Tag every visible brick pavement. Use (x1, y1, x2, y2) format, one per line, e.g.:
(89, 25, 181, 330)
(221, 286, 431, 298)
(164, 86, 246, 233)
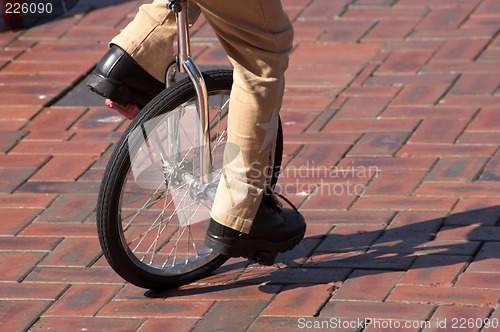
(1, 0, 500, 331)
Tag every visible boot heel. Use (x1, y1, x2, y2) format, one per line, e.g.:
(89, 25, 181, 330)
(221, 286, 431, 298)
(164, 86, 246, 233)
(251, 251, 277, 266)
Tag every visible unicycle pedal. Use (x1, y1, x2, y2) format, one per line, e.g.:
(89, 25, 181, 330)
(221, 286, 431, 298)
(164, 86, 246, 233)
(105, 99, 141, 120)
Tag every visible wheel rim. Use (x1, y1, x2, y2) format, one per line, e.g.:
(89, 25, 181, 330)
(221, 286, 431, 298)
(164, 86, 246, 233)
(118, 90, 230, 276)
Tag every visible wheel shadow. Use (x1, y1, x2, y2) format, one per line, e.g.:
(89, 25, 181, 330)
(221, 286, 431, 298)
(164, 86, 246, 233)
(144, 205, 500, 298)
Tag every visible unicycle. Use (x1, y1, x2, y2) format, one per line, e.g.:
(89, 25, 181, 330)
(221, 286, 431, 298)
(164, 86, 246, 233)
(95, 0, 283, 289)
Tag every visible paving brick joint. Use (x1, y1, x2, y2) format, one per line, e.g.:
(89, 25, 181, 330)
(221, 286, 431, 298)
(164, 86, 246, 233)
(1, 0, 500, 331)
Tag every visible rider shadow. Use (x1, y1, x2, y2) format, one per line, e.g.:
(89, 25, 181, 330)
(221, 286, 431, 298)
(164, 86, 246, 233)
(145, 205, 500, 298)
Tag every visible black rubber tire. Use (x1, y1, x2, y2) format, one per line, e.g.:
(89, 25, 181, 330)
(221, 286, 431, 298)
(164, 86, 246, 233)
(96, 69, 284, 289)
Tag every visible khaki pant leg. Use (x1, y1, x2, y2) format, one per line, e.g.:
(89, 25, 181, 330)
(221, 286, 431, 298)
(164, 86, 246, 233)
(192, 0, 294, 233)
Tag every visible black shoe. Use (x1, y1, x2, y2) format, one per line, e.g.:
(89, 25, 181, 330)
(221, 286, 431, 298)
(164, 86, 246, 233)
(205, 194, 306, 265)
(86, 45, 165, 109)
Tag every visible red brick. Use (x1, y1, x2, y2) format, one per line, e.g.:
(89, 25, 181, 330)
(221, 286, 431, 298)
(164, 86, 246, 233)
(0, 154, 48, 168)
(0, 209, 42, 235)
(20, 222, 97, 237)
(0, 130, 28, 153)
(437, 225, 500, 241)
(440, 95, 500, 107)
(3, 61, 93, 74)
(0, 72, 79, 86)
(0, 168, 37, 193)
(0, 282, 65, 299)
(281, 95, 333, 110)
(398, 144, 497, 157)
(398, 255, 467, 287)
(0, 107, 41, 120)
(425, 157, 488, 182)
(44, 284, 121, 316)
(290, 43, 382, 66)
(261, 284, 331, 316)
(300, 183, 358, 209)
(410, 118, 469, 143)
(10, 139, 110, 156)
(143, 283, 279, 301)
(342, 86, 401, 97)
(423, 305, 491, 332)
(347, 132, 410, 157)
(0, 300, 51, 332)
(354, 196, 457, 211)
(365, 19, 420, 41)
(319, 20, 374, 43)
(455, 272, 500, 289)
(300, 0, 350, 19)
(238, 265, 349, 285)
(25, 267, 124, 284)
(301, 210, 394, 226)
(18, 181, 101, 195)
(286, 67, 354, 87)
(24, 107, 87, 132)
(393, 84, 450, 106)
(0, 252, 45, 281)
(434, 39, 490, 61)
(36, 195, 97, 223)
(466, 108, 500, 131)
(321, 301, 434, 320)
(364, 169, 426, 195)
(317, 225, 384, 253)
(323, 118, 419, 132)
(31, 155, 97, 182)
(335, 96, 391, 118)
(459, 132, 500, 145)
(30, 317, 143, 332)
(64, 26, 121, 41)
(446, 198, 500, 226)
(0, 236, 61, 251)
(0, 193, 56, 208)
(344, 7, 427, 19)
(287, 143, 351, 168)
(416, 240, 480, 256)
(466, 242, 500, 273)
(194, 300, 268, 331)
(138, 318, 198, 332)
(423, 61, 500, 74)
(304, 250, 414, 270)
(369, 76, 458, 92)
(378, 51, 433, 73)
(41, 238, 101, 267)
(372, 211, 446, 253)
(284, 132, 360, 145)
(98, 299, 213, 318)
(249, 317, 308, 331)
(338, 157, 436, 170)
(418, 6, 473, 30)
(450, 73, 500, 95)
(388, 285, 499, 306)
(333, 270, 403, 301)
(475, 0, 500, 16)
(416, 182, 500, 197)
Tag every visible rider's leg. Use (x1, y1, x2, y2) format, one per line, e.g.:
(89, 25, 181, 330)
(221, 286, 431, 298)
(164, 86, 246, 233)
(87, 1, 201, 109)
(193, 0, 305, 256)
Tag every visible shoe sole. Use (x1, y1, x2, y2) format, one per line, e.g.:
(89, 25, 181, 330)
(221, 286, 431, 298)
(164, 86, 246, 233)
(86, 73, 153, 109)
(205, 224, 306, 266)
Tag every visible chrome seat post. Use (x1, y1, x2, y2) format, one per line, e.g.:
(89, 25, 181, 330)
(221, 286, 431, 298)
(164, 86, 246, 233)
(167, 0, 213, 187)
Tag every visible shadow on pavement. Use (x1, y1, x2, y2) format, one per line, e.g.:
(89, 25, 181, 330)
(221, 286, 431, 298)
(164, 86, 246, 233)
(144, 205, 500, 297)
